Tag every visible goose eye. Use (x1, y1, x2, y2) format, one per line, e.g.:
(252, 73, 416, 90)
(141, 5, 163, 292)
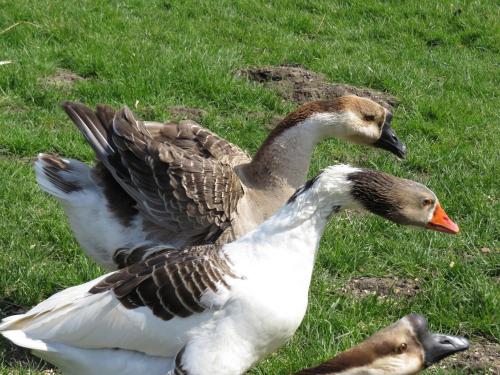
(363, 114, 375, 122)
(422, 198, 433, 207)
(397, 343, 408, 353)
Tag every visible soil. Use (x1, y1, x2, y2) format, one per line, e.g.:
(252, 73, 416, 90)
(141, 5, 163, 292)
(438, 338, 500, 373)
(341, 276, 420, 298)
(41, 68, 85, 87)
(236, 64, 398, 109)
(167, 106, 208, 122)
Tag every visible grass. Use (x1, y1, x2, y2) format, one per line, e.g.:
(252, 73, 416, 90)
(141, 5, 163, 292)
(0, 0, 498, 373)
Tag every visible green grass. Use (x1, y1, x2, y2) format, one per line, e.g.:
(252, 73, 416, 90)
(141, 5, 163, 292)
(0, 0, 498, 373)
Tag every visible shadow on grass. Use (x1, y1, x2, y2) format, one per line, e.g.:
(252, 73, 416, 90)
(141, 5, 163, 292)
(0, 298, 55, 372)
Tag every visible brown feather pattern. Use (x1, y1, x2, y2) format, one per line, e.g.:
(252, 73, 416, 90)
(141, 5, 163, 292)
(112, 242, 174, 268)
(89, 244, 239, 320)
(38, 154, 82, 194)
(292, 341, 394, 374)
(62, 102, 248, 246)
(173, 347, 189, 375)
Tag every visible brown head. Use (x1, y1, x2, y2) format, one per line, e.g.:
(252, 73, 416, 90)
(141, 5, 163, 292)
(294, 314, 469, 375)
(346, 169, 459, 233)
(266, 95, 406, 158)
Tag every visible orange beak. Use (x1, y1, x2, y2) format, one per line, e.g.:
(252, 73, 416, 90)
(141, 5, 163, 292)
(426, 203, 459, 234)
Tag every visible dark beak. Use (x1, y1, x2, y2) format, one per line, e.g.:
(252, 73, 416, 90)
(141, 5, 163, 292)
(422, 333, 470, 367)
(373, 122, 407, 159)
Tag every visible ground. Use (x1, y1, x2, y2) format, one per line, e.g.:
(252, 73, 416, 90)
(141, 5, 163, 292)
(0, 1, 498, 374)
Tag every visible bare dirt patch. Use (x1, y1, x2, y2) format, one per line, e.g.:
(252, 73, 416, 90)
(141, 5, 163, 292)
(340, 276, 420, 299)
(236, 65, 398, 109)
(41, 68, 85, 88)
(438, 338, 500, 373)
(0, 150, 34, 164)
(167, 106, 208, 122)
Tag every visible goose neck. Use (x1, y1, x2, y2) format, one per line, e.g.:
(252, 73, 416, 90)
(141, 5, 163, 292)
(241, 115, 340, 190)
(230, 177, 352, 262)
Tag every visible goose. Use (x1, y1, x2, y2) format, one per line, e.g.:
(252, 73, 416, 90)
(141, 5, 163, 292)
(293, 314, 469, 375)
(1, 165, 458, 375)
(35, 96, 407, 269)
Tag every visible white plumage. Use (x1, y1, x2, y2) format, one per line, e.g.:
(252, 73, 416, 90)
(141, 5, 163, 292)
(35, 97, 403, 270)
(2, 164, 458, 374)
(2, 165, 359, 375)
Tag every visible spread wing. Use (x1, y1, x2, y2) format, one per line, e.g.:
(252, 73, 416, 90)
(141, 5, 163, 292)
(90, 244, 239, 320)
(62, 102, 246, 243)
(143, 120, 251, 168)
(0, 244, 239, 360)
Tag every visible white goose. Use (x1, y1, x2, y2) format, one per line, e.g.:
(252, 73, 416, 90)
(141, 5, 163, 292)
(2, 165, 458, 375)
(35, 96, 406, 269)
(293, 314, 469, 375)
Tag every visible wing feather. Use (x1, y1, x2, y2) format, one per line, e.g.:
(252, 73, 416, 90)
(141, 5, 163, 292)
(0, 244, 237, 358)
(90, 244, 238, 321)
(62, 102, 247, 246)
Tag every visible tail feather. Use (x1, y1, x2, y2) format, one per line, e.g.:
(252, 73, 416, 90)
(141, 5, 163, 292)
(0, 274, 110, 333)
(34, 153, 93, 200)
(1, 330, 172, 375)
(61, 101, 115, 161)
(1, 330, 50, 352)
(61, 102, 152, 187)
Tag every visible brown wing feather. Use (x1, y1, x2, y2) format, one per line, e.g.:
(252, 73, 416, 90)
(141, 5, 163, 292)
(110, 107, 245, 240)
(62, 102, 246, 245)
(143, 120, 251, 168)
(89, 244, 238, 321)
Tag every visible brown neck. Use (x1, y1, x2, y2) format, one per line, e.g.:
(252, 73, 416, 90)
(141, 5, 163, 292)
(237, 109, 343, 190)
(292, 336, 400, 375)
(238, 125, 318, 190)
(292, 347, 376, 374)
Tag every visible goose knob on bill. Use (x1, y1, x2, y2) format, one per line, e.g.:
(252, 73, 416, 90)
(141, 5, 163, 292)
(35, 96, 406, 270)
(293, 314, 469, 375)
(1, 165, 458, 375)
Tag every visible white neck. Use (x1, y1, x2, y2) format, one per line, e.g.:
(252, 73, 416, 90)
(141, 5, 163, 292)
(227, 165, 358, 271)
(240, 113, 351, 189)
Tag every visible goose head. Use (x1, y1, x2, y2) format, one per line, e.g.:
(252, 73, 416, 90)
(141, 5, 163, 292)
(295, 314, 469, 374)
(275, 95, 406, 158)
(346, 169, 460, 233)
(288, 165, 459, 234)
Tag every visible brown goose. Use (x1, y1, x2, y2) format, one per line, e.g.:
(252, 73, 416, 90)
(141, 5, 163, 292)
(293, 314, 469, 375)
(4, 165, 458, 375)
(35, 96, 406, 269)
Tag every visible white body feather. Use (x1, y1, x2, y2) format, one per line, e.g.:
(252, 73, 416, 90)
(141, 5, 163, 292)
(2, 165, 359, 375)
(34, 156, 151, 269)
